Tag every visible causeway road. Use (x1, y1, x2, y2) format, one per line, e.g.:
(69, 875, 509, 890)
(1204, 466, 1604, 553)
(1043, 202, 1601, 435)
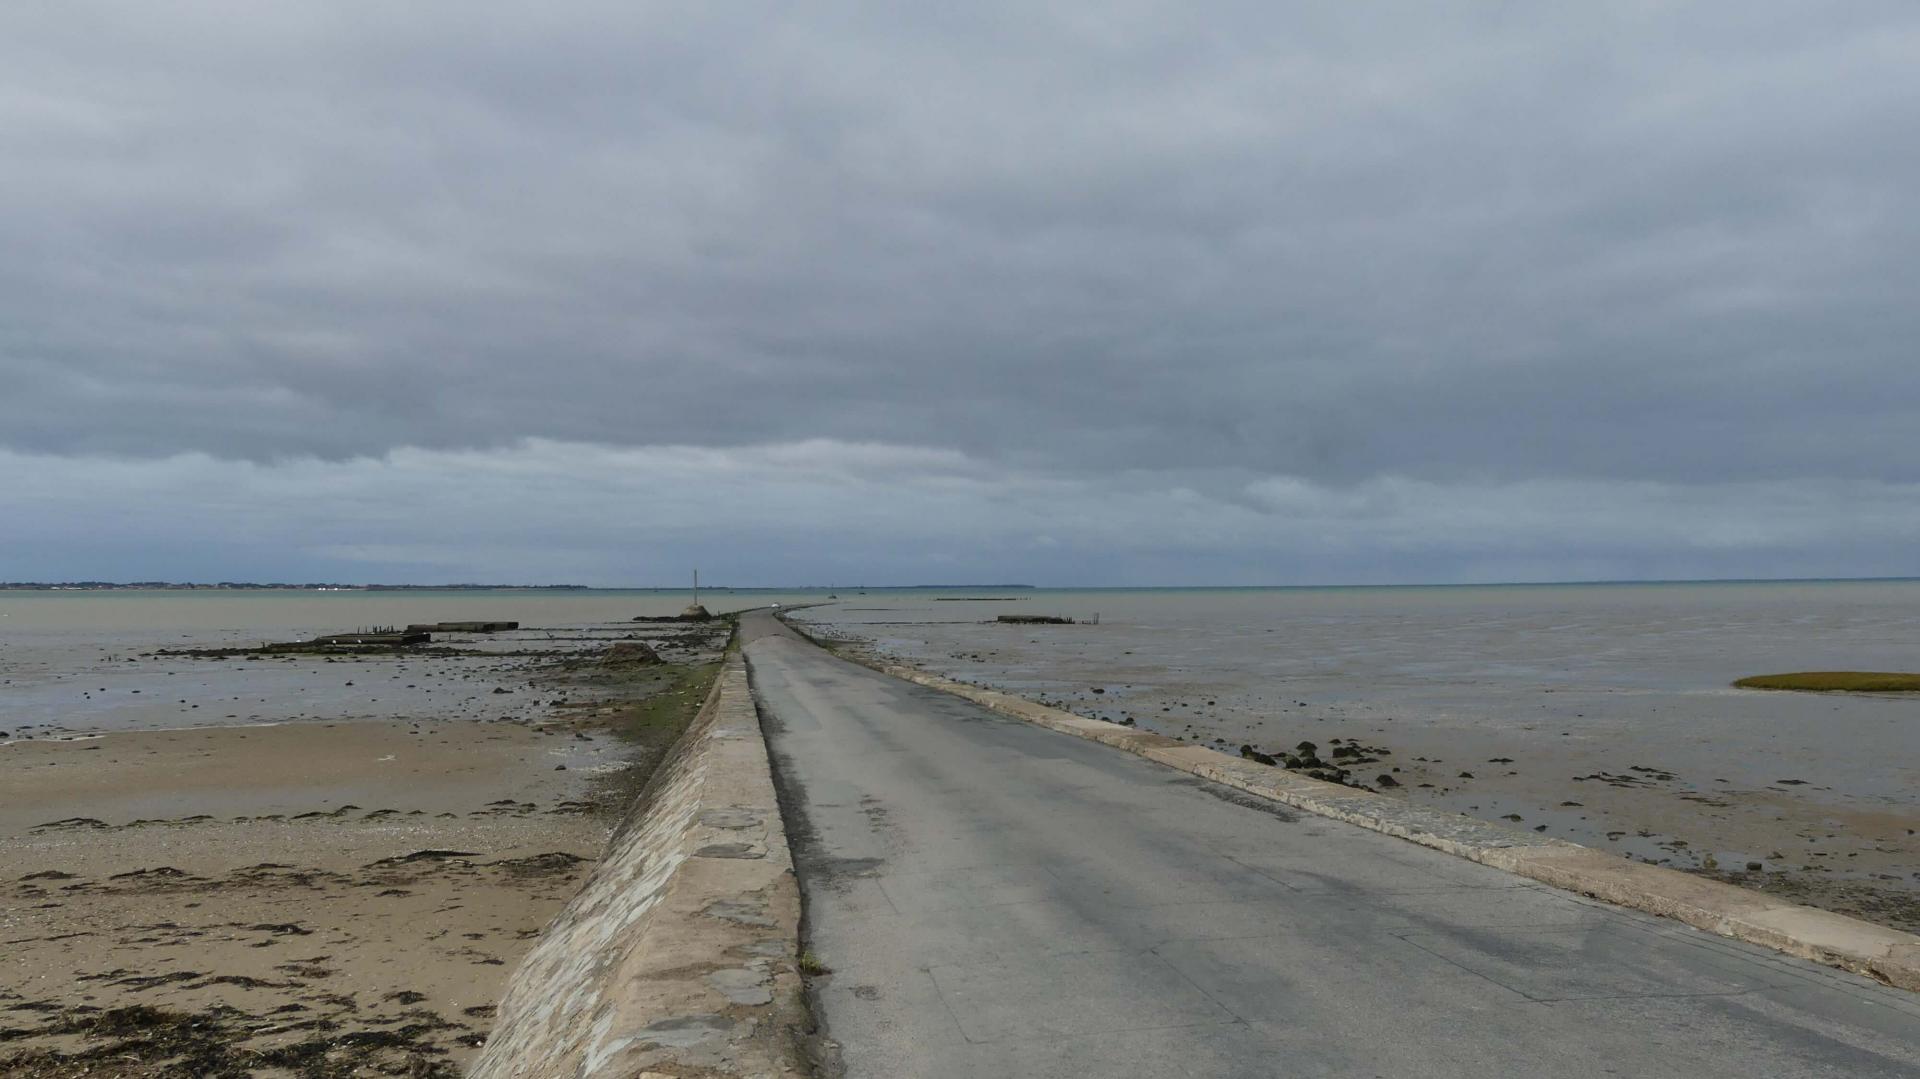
(739, 612, 1920, 1078)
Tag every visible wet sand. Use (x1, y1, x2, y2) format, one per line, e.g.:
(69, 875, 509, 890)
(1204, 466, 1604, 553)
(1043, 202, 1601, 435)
(0, 620, 728, 1077)
(1, 720, 599, 1076)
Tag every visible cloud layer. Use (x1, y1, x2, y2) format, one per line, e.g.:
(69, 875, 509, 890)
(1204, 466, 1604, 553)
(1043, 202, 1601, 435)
(3, 4, 1915, 582)
(5, 440, 1916, 586)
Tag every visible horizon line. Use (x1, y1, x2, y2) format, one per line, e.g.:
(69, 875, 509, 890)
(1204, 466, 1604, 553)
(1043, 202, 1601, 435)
(4, 574, 1916, 592)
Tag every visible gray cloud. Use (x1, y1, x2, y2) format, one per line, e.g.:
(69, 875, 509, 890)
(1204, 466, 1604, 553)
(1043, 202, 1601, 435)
(2, 3, 1916, 582)
(5, 441, 1917, 586)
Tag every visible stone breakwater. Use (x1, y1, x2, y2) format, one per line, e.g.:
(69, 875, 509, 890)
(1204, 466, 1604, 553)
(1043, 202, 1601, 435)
(470, 653, 807, 1078)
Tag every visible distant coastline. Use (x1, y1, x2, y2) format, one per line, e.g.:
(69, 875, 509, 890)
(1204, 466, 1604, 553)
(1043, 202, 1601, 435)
(1, 577, 1910, 593)
(0, 581, 592, 591)
(0, 581, 1041, 592)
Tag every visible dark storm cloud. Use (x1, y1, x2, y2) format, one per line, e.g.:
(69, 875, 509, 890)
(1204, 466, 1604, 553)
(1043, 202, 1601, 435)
(4, 2, 1916, 481)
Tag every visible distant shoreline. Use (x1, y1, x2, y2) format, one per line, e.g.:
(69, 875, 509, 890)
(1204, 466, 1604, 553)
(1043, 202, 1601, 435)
(2, 577, 1911, 593)
(0, 582, 593, 591)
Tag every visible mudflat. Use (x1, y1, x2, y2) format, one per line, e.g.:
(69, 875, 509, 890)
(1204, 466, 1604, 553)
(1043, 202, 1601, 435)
(796, 583, 1920, 936)
(0, 619, 728, 1077)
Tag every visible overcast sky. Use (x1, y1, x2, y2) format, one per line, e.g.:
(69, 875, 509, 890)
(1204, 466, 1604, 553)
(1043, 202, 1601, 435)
(3, 3, 1917, 586)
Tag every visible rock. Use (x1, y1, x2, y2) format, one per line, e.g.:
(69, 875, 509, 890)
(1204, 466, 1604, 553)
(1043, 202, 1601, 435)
(1375, 774, 1399, 788)
(1745, 861, 1763, 871)
(33, 817, 110, 831)
(601, 641, 664, 666)
(1457, 771, 1475, 779)
(368, 849, 479, 866)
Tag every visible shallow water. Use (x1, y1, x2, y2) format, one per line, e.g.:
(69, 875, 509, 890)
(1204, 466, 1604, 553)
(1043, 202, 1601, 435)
(796, 581, 1920, 883)
(800, 581, 1920, 799)
(0, 588, 812, 737)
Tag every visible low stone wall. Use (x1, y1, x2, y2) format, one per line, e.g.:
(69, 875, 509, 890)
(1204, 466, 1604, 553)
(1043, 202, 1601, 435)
(469, 654, 806, 1078)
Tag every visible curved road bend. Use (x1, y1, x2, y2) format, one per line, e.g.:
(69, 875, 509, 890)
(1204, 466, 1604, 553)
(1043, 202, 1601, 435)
(739, 612, 1920, 1078)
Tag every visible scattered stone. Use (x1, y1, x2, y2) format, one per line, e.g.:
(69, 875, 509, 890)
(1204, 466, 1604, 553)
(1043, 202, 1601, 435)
(248, 922, 313, 936)
(488, 852, 588, 877)
(366, 849, 479, 867)
(108, 866, 188, 880)
(33, 817, 110, 831)
(601, 641, 665, 667)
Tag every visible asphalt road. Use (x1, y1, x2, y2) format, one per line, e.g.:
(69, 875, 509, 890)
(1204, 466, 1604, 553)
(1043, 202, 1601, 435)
(740, 612, 1920, 1078)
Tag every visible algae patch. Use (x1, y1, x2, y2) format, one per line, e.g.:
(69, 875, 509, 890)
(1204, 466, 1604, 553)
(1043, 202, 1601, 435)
(1733, 671, 1920, 693)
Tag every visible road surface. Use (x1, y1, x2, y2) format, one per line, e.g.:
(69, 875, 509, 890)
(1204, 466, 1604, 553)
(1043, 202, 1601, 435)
(740, 612, 1920, 1078)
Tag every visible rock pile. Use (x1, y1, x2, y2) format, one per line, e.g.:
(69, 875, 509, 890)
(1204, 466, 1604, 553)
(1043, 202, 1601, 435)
(600, 641, 664, 667)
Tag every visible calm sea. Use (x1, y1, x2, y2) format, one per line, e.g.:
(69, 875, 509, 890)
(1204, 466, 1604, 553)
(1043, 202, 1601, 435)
(7, 581, 1918, 810)
(795, 580, 1920, 809)
(0, 588, 814, 738)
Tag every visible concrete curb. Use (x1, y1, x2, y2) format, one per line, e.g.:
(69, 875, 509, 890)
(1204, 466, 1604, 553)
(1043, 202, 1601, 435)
(821, 640, 1919, 993)
(470, 653, 808, 1078)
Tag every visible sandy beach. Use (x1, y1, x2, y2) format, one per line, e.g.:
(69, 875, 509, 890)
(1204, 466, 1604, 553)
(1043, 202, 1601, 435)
(0, 615, 728, 1077)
